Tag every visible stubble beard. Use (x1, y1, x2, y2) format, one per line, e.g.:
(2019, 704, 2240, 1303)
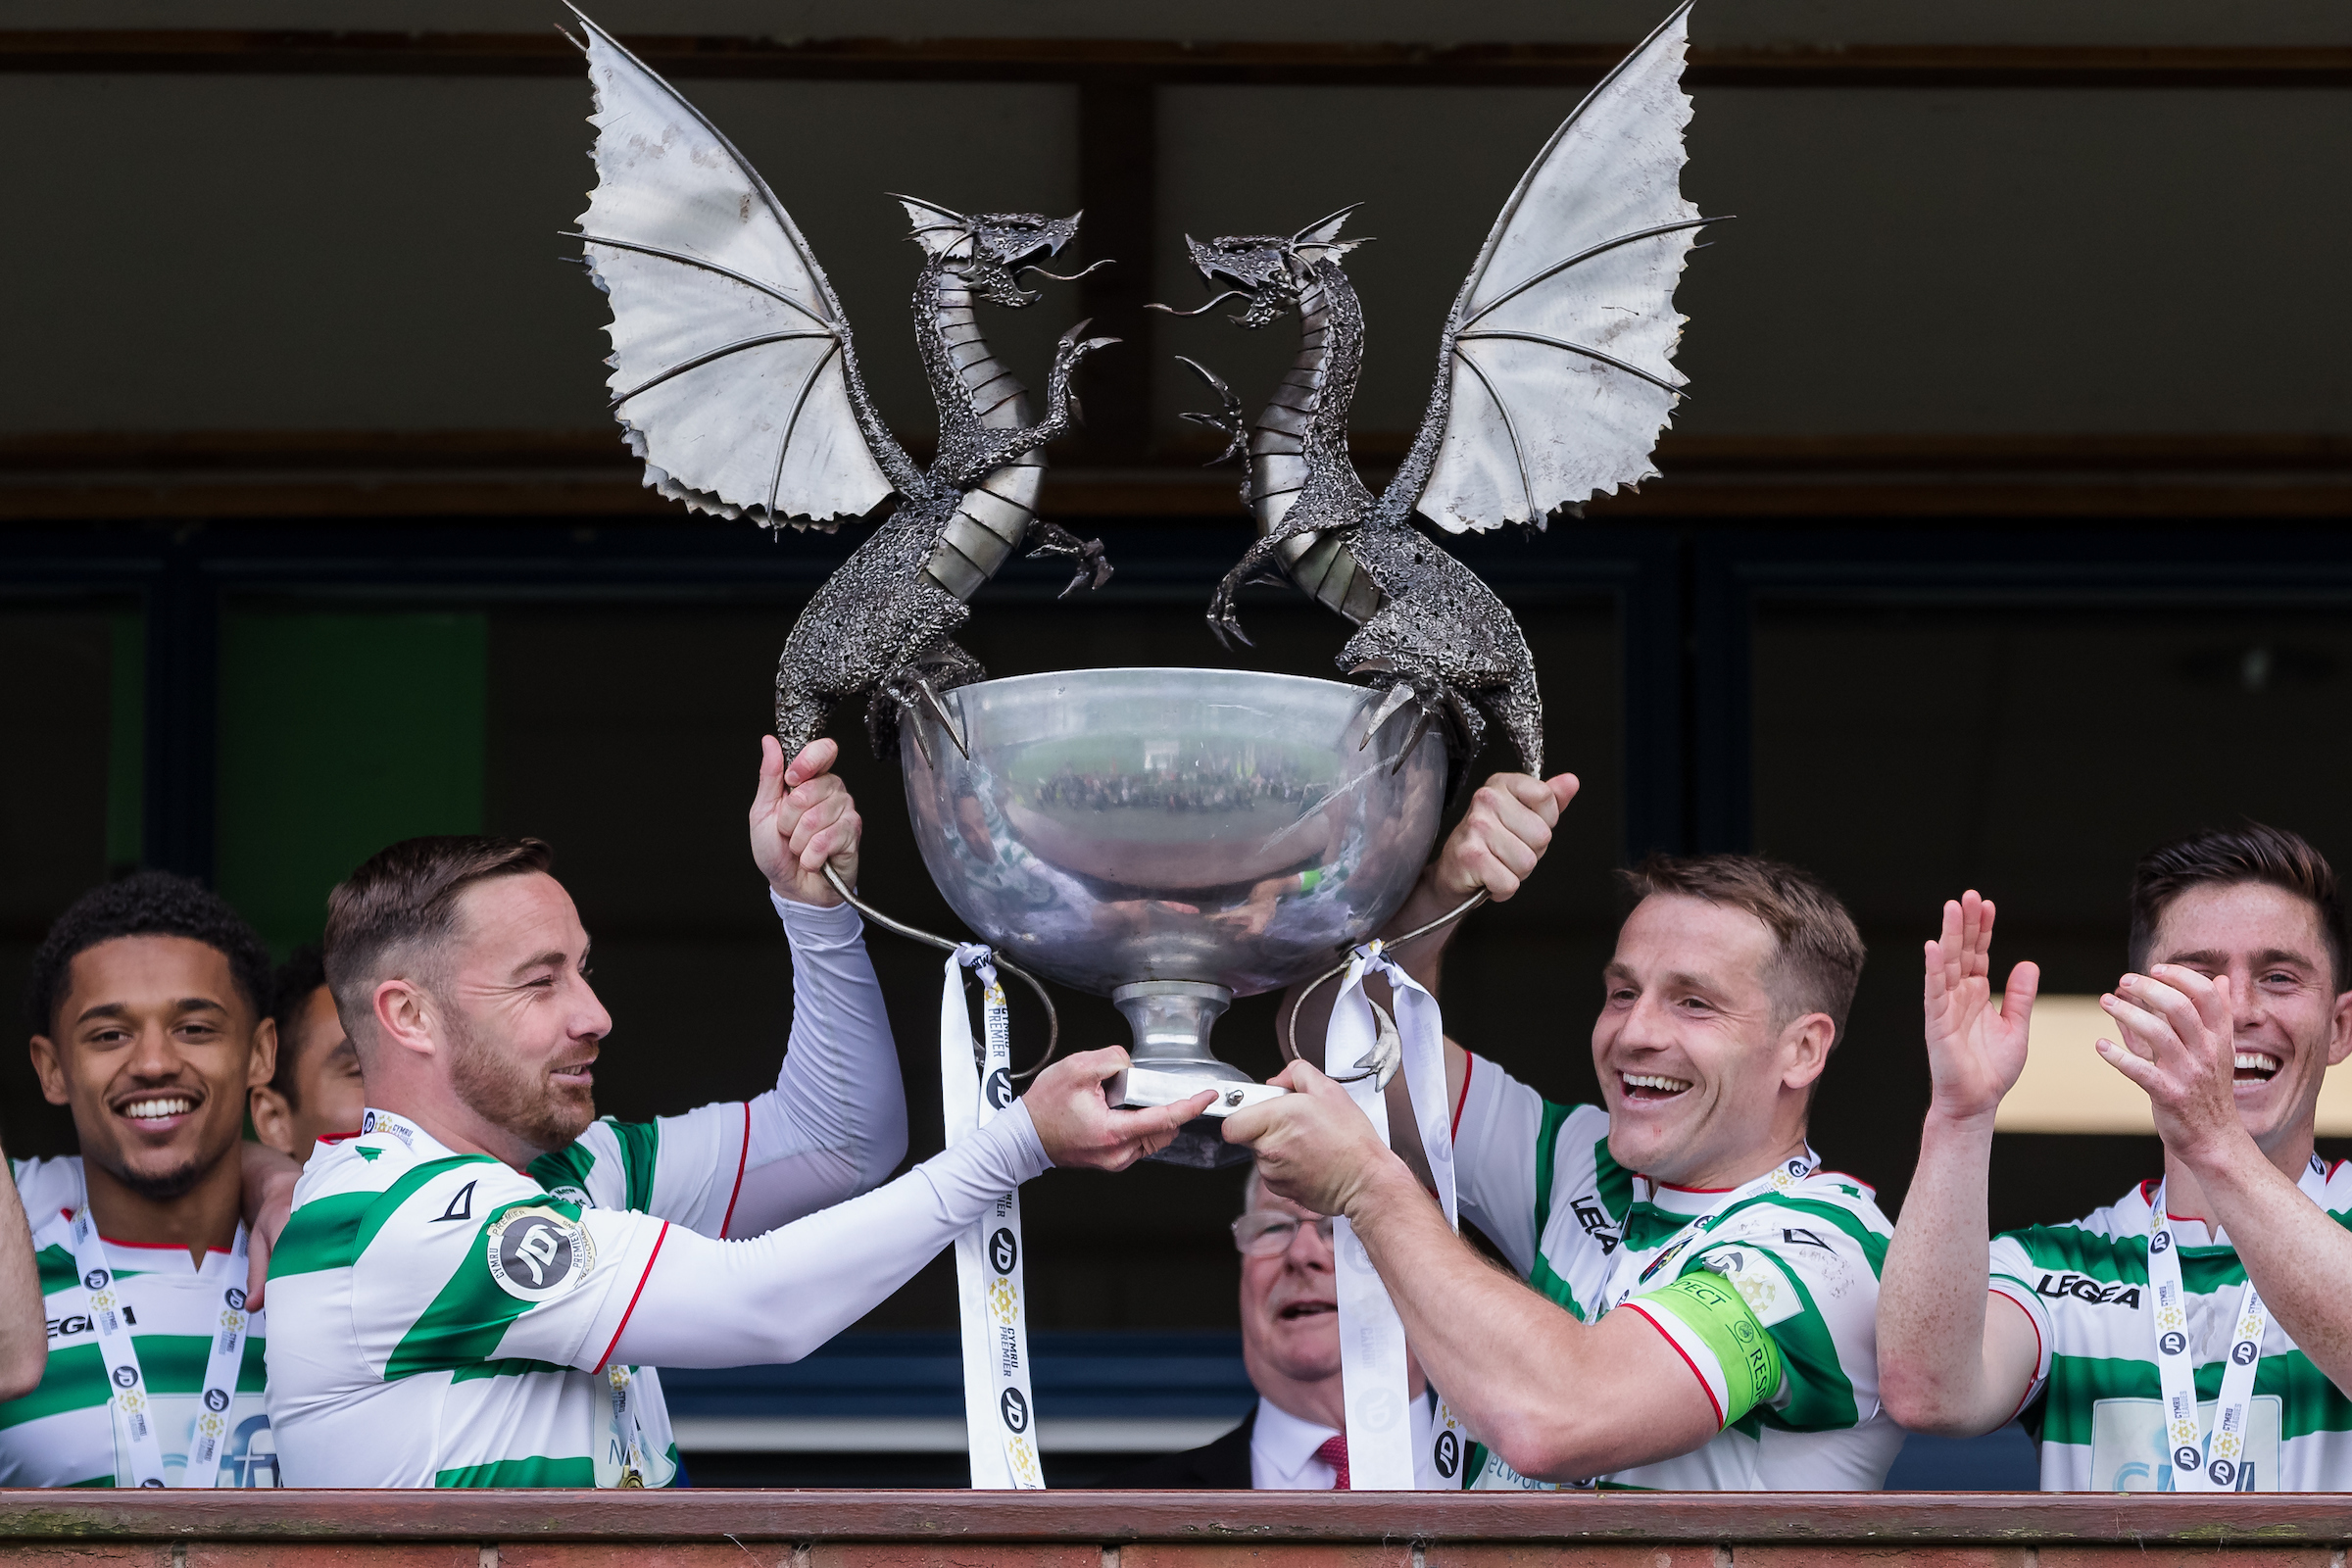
(108, 1150, 211, 1202)
(445, 1004, 595, 1156)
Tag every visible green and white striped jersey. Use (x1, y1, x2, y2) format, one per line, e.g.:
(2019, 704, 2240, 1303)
(266, 1100, 755, 1489)
(1452, 1055, 1904, 1490)
(0, 1156, 273, 1488)
(1989, 1157, 2352, 1492)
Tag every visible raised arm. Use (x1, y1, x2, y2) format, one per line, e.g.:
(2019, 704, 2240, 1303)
(1228, 1061, 1728, 1482)
(0, 1148, 47, 1399)
(581, 735, 907, 1238)
(2094, 962, 2352, 1394)
(1282, 771, 1576, 1168)
(717, 732, 906, 1232)
(1878, 892, 2044, 1437)
(607, 1049, 1211, 1367)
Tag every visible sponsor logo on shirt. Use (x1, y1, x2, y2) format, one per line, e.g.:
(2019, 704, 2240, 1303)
(2034, 1271, 2143, 1309)
(1570, 1195, 1619, 1255)
(47, 1304, 135, 1340)
(360, 1109, 415, 1150)
(485, 1206, 595, 1300)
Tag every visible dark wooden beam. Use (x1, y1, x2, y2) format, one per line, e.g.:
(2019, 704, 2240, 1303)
(4, 431, 2350, 522)
(3, 30, 2348, 87)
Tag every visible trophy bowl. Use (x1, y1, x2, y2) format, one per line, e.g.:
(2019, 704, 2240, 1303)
(902, 667, 1448, 1166)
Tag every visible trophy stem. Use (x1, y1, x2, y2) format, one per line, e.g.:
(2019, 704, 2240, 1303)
(1108, 982, 1265, 1169)
(1113, 981, 1237, 1069)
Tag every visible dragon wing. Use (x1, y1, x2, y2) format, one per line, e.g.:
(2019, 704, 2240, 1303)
(567, 8, 909, 529)
(1402, 1, 1710, 534)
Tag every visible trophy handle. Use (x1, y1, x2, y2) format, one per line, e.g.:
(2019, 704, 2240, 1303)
(821, 865, 1063, 1080)
(1282, 890, 1492, 1075)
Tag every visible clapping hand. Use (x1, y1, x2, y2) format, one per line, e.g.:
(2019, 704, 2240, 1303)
(2094, 965, 2241, 1164)
(1923, 891, 2039, 1125)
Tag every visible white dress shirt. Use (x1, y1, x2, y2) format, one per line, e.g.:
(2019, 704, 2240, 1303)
(1249, 1394, 1441, 1490)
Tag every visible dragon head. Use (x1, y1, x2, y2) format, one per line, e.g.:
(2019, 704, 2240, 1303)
(895, 197, 1098, 308)
(1151, 206, 1366, 327)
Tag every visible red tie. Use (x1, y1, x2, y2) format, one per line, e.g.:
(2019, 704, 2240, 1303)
(1314, 1434, 1350, 1491)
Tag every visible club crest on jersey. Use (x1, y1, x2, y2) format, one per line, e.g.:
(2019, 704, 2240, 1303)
(486, 1205, 595, 1300)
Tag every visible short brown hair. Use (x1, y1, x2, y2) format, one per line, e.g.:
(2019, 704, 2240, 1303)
(2130, 824, 2342, 991)
(1618, 853, 1867, 1049)
(323, 836, 554, 1050)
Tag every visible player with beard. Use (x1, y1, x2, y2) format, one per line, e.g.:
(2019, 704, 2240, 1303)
(1236, 774, 1903, 1490)
(1883, 826, 2352, 1490)
(4, 873, 287, 1487)
(266, 737, 1212, 1489)
(1105, 1165, 1438, 1489)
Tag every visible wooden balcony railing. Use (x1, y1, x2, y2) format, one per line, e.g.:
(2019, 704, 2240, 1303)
(0, 1489, 2345, 1565)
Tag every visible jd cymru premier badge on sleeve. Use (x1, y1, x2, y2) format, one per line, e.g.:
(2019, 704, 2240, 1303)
(486, 1206, 594, 1299)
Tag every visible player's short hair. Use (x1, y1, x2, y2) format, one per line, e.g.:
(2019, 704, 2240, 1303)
(1618, 853, 1867, 1050)
(25, 871, 272, 1037)
(323, 837, 554, 1049)
(267, 945, 330, 1106)
(2129, 823, 2343, 991)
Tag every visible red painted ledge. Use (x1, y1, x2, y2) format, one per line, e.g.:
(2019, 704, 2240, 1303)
(0, 1490, 2342, 1546)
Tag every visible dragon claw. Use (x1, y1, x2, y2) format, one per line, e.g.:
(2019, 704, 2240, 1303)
(1359, 682, 1418, 751)
(912, 677, 970, 760)
(1392, 706, 1435, 775)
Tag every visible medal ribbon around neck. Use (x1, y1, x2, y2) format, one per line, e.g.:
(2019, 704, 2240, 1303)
(1324, 939, 1464, 1490)
(1598, 1149, 1821, 1316)
(69, 1206, 250, 1489)
(2145, 1180, 2268, 1492)
(942, 945, 1042, 1490)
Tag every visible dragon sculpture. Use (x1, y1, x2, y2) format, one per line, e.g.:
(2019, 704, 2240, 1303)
(566, 10, 1117, 761)
(1157, 2, 1716, 777)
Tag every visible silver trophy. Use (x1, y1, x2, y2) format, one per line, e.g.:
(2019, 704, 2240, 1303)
(899, 667, 1446, 1166)
(565, 8, 1705, 1165)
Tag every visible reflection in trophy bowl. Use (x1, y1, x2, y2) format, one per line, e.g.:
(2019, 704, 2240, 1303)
(901, 668, 1448, 1166)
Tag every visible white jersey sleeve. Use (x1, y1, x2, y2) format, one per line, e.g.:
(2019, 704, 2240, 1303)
(606, 1102, 1049, 1368)
(9, 1155, 85, 1227)
(1453, 1053, 1605, 1282)
(1986, 1231, 2057, 1402)
(525, 896, 906, 1238)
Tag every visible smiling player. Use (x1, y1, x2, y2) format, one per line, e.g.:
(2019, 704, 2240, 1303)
(5, 873, 284, 1487)
(266, 737, 1209, 1488)
(1881, 826, 2352, 1491)
(1236, 781, 1901, 1490)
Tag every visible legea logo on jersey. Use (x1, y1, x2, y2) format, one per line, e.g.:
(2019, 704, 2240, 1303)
(485, 1206, 595, 1299)
(2034, 1272, 2144, 1309)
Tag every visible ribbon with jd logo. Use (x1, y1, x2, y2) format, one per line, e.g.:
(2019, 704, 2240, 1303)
(69, 1205, 250, 1489)
(1325, 939, 1462, 1490)
(943, 944, 1044, 1490)
(2145, 1181, 2268, 1492)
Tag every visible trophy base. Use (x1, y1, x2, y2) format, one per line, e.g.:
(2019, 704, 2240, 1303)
(1107, 981, 1287, 1170)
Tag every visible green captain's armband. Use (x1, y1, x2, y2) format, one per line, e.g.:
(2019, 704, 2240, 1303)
(1638, 1271, 1785, 1427)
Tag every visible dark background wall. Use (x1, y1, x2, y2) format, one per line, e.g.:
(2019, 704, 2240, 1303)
(2, 1, 2350, 1338)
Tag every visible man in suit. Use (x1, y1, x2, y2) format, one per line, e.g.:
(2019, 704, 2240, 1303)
(1108, 1166, 1438, 1489)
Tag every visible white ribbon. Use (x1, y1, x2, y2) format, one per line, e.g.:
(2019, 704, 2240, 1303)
(69, 1206, 250, 1489)
(942, 944, 1043, 1490)
(2146, 1180, 2267, 1492)
(1326, 939, 1458, 1490)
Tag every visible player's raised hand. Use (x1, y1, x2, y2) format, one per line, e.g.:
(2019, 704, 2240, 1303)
(2095, 964, 2242, 1165)
(1023, 1048, 1214, 1171)
(1922, 891, 2038, 1124)
(750, 735, 860, 906)
(1428, 771, 1581, 904)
